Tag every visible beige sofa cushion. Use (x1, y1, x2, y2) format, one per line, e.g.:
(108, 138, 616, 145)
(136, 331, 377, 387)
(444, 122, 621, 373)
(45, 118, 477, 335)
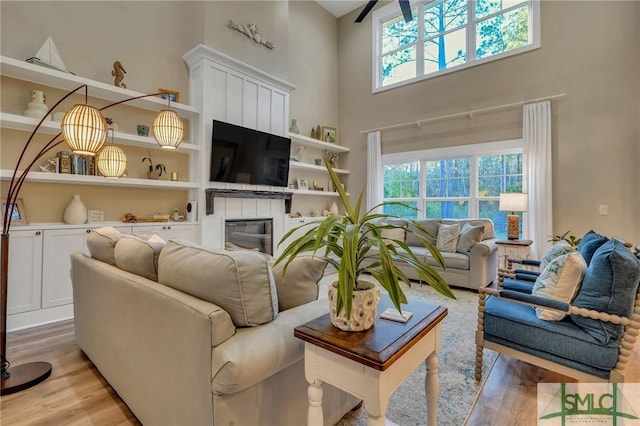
(115, 234, 165, 281)
(456, 223, 485, 253)
(436, 223, 460, 252)
(405, 219, 440, 246)
(443, 219, 495, 241)
(158, 240, 278, 327)
(86, 226, 122, 266)
(272, 257, 327, 311)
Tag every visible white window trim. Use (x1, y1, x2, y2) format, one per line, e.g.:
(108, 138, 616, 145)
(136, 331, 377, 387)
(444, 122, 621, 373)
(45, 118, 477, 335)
(372, 0, 541, 93)
(382, 139, 523, 219)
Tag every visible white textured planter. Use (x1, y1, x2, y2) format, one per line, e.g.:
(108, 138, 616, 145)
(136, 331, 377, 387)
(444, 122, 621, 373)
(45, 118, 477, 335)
(328, 280, 380, 331)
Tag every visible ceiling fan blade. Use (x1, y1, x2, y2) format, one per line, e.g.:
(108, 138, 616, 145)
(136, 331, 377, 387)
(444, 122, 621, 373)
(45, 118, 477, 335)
(354, 0, 378, 23)
(399, 0, 413, 22)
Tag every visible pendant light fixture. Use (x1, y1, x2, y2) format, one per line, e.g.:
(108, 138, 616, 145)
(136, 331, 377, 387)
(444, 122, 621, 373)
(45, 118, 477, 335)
(152, 94, 184, 149)
(97, 129, 127, 178)
(61, 104, 108, 155)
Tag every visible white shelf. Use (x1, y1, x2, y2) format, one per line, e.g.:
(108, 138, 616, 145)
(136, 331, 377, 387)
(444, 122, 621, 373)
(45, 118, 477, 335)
(289, 132, 349, 153)
(289, 161, 349, 175)
(0, 169, 198, 190)
(0, 113, 200, 152)
(11, 221, 197, 231)
(0, 55, 199, 119)
(290, 189, 347, 197)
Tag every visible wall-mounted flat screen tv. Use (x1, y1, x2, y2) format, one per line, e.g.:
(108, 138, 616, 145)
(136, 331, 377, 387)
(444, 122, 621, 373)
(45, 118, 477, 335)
(210, 120, 291, 187)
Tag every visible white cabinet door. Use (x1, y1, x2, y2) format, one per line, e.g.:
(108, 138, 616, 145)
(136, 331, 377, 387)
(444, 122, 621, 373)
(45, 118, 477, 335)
(7, 229, 43, 315)
(42, 228, 93, 308)
(134, 224, 195, 242)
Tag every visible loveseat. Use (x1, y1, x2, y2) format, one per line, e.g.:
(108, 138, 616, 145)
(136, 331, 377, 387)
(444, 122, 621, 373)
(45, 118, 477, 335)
(373, 218, 498, 290)
(71, 228, 359, 426)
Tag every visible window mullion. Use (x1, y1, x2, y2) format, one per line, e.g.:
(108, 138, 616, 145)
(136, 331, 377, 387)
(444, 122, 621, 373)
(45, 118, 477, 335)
(467, 0, 476, 62)
(420, 159, 426, 219)
(416, 3, 424, 78)
(470, 154, 478, 218)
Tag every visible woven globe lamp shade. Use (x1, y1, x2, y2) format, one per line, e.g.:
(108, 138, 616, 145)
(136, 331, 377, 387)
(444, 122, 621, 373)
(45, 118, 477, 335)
(61, 104, 108, 155)
(152, 110, 184, 150)
(97, 144, 127, 178)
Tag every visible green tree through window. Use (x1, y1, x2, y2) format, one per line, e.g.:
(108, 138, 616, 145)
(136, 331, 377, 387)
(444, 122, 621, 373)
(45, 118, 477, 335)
(377, 0, 537, 88)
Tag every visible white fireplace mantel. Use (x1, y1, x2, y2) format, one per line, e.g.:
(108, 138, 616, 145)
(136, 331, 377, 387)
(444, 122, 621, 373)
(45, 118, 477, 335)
(184, 44, 296, 250)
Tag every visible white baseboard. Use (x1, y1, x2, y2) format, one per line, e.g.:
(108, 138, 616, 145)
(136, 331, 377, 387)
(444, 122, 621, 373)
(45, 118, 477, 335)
(7, 304, 74, 332)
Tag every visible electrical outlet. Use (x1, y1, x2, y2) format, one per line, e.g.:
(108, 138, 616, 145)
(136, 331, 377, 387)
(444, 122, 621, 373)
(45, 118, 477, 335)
(599, 205, 608, 215)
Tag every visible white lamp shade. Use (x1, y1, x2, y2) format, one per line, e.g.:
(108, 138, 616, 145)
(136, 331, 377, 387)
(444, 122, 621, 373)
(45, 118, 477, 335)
(61, 104, 108, 155)
(152, 110, 184, 150)
(499, 193, 528, 212)
(97, 144, 127, 178)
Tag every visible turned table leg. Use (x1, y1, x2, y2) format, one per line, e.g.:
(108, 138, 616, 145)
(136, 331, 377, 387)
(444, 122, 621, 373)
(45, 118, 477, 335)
(307, 378, 323, 426)
(425, 352, 439, 426)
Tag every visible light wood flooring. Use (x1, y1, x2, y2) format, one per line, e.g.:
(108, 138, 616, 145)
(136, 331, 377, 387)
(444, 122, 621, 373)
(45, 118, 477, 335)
(1, 319, 638, 426)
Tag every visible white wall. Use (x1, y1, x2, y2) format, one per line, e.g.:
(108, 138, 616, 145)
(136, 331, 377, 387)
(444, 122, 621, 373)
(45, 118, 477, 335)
(336, 1, 640, 242)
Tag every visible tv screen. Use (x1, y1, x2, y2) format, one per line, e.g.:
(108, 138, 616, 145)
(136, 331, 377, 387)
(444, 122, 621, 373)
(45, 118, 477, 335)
(210, 120, 291, 187)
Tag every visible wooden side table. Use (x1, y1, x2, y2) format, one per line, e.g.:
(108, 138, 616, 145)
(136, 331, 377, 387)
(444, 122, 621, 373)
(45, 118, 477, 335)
(496, 239, 533, 269)
(294, 296, 447, 426)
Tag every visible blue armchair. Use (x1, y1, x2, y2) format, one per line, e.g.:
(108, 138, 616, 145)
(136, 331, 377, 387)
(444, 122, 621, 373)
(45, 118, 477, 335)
(476, 238, 640, 382)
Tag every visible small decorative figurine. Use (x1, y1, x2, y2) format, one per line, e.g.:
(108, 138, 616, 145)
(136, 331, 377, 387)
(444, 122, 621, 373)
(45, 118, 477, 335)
(112, 60, 127, 88)
(311, 127, 317, 139)
(324, 150, 339, 169)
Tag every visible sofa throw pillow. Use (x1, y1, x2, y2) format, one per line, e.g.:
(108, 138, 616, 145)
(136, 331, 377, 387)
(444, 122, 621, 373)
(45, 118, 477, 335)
(456, 223, 484, 253)
(570, 240, 640, 343)
(222, 242, 324, 310)
(158, 239, 278, 327)
(577, 230, 609, 265)
(86, 226, 122, 266)
(531, 252, 587, 321)
(405, 219, 440, 247)
(271, 257, 327, 311)
(539, 240, 575, 271)
(380, 227, 406, 246)
(114, 234, 166, 281)
(436, 223, 460, 253)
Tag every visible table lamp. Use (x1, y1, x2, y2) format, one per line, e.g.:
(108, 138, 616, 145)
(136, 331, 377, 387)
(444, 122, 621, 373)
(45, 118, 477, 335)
(499, 193, 528, 240)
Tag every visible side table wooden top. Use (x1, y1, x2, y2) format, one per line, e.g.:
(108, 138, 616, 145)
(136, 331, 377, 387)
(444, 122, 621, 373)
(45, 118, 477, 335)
(495, 239, 533, 246)
(294, 296, 447, 371)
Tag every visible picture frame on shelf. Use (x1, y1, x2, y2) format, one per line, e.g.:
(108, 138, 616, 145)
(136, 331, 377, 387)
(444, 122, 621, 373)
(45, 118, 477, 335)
(87, 210, 105, 224)
(297, 178, 309, 191)
(1, 198, 28, 225)
(321, 126, 337, 144)
(159, 88, 179, 103)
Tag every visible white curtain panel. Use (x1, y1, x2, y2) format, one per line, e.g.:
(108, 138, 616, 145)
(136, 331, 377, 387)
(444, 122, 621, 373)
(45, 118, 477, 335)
(366, 131, 383, 214)
(523, 100, 553, 258)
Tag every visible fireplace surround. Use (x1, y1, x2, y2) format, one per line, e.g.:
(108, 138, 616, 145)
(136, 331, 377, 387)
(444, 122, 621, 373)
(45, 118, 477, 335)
(225, 218, 273, 255)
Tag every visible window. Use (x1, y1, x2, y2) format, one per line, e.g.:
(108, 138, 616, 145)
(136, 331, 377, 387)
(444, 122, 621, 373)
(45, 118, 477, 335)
(382, 140, 523, 239)
(374, 0, 540, 91)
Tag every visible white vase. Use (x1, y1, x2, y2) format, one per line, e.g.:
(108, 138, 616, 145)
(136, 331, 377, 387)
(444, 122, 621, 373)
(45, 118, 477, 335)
(24, 89, 49, 119)
(64, 194, 87, 224)
(328, 280, 380, 331)
(328, 201, 339, 216)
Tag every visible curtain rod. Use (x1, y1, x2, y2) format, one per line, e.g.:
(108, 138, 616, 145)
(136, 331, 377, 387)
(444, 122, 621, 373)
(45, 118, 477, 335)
(360, 93, 566, 134)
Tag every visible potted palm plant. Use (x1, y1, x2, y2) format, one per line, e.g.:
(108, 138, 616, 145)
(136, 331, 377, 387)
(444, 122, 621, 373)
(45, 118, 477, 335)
(276, 158, 455, 331)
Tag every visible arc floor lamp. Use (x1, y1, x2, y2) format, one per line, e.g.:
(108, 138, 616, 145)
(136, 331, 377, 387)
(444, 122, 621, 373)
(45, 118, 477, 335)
(1, 84, 184, 394)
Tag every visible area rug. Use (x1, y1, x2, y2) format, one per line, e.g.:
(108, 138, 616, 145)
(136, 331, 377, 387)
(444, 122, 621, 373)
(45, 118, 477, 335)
(318, 274, 497, 426)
